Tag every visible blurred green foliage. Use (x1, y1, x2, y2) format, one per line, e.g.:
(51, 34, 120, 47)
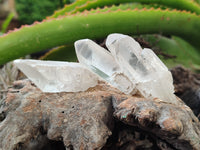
(15, 0, 74, 24)
(0, 13, 14, 35)
(69, 0, 76, 3)
(195, 0, 200, 4)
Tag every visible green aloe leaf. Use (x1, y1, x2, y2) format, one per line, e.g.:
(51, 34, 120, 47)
(140, 35, 200, 71)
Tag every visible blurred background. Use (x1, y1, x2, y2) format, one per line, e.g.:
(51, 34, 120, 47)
(0, 0, 75, 33)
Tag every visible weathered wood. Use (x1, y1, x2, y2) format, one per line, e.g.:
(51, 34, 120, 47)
(0, 74, 200, 150)
(171, 66, 200, 117)
(0, 80, 116, 150)
(113, 95, 200, 150)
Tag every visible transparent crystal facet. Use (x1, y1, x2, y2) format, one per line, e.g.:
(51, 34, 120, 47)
(106, 33, 175, 103)
(14, 59, 99, 93)
(75, 39, 136, 94)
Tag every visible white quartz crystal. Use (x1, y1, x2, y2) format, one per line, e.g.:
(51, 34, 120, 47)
(75, 39, 135, 94)
(14, 59, 99, 93)
(106, 33, 176, 103)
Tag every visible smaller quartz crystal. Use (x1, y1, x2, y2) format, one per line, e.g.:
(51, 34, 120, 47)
(75, 39, 135, 94)
(14, 59, 99, 93)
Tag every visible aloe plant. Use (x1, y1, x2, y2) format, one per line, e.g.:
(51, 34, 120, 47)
(0, 0, 200, 70)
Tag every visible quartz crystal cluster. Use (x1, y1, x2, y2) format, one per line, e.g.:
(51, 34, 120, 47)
(14, 33, 176, 103)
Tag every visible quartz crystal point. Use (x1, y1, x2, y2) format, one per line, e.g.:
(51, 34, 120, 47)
(75, 39, 135, 94)
(106, 33, 176, 103)
(14, 59, 99, 93)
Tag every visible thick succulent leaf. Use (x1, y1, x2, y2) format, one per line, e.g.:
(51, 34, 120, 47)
(51, 0, 200, 18)
(140, 35, 200, 71)
(1, 9, 200, 65)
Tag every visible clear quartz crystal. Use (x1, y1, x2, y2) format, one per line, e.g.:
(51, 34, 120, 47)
(13, 33, 176, 103)
(14, 59, 99, 93)
(75, 39, 135, 94)
(106, 33, 176, 103)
